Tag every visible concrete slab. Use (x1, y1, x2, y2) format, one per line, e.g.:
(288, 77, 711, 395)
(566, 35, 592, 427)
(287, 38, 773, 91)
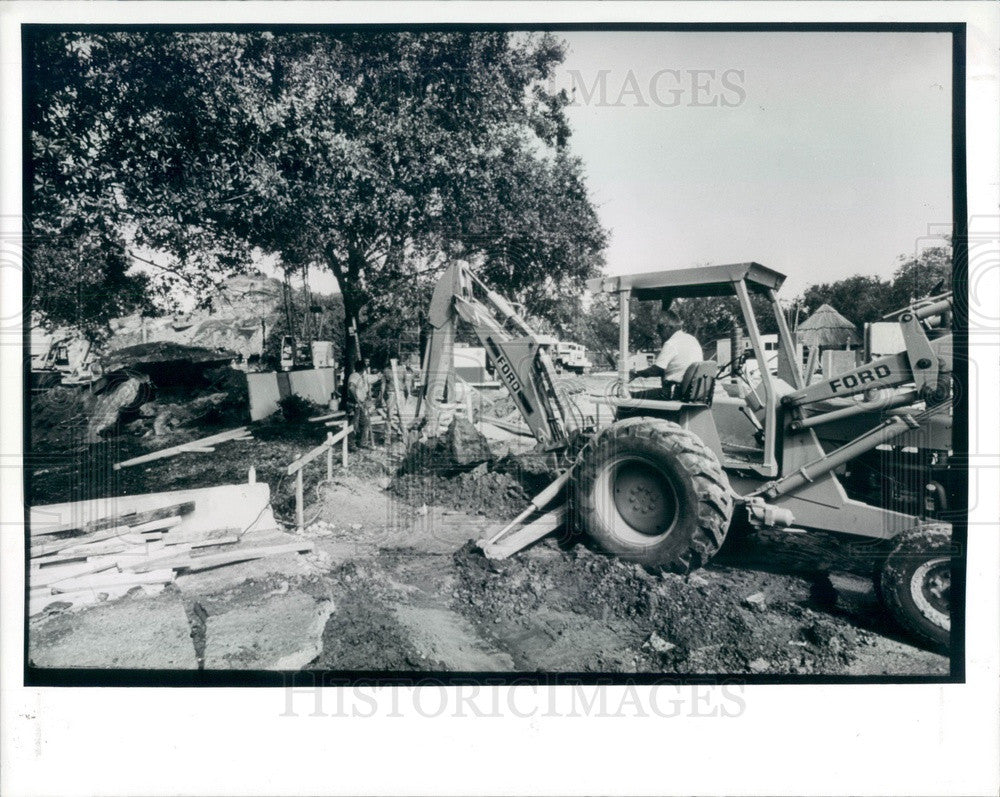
(203, 591, 333, 670)
(28, 590, 197, 669)
(30, 482, 278, 539)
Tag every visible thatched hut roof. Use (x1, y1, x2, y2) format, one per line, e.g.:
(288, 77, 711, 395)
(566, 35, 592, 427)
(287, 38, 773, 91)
(797, 304, 861, 348)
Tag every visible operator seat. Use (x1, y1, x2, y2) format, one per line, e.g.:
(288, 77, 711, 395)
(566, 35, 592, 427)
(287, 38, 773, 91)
(676, 360, 719, 405)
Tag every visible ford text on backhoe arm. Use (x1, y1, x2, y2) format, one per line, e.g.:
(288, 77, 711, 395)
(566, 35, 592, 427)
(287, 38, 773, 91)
(416, 260, 955, 650)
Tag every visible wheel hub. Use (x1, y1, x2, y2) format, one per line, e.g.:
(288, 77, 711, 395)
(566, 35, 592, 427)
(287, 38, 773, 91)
(911, 557, 950, 630)
(612, 461, 678, 536)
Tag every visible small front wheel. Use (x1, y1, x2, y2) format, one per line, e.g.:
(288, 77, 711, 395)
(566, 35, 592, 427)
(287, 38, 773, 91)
(879, 524, 953, 650)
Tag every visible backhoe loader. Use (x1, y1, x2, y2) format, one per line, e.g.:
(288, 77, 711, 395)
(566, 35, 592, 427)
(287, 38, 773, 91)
(414, 260, 955, 649)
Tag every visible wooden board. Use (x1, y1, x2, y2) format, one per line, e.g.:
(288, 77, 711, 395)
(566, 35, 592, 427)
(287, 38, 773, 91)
(32, 559, 120, 588)
(286, 426, 350, 475)
(153, 541, 315, 573)
(51, 568, 176, 594)
(113, 428, 249, 470)
(309, 411, 346, 423)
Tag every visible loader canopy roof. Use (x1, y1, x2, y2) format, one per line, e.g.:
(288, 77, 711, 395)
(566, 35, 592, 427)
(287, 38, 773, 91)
(586, 262, 786, 300)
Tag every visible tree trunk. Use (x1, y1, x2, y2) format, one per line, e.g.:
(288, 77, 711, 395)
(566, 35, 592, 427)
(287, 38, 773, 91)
(339, 296, 363, 410)
(328, 246, 366, 410)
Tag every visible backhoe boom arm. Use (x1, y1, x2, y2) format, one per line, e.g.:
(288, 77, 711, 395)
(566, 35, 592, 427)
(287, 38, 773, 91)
(416, 262, 577, 448)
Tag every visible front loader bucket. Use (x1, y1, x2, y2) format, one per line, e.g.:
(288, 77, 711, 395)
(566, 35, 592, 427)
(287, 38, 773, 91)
(476, 505, 567, 560)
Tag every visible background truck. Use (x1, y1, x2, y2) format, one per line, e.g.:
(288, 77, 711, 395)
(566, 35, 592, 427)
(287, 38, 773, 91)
(553, 341, 592, 374)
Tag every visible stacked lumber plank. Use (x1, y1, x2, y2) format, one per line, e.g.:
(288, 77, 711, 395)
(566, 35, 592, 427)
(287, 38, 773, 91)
(29, 483, 313, 616)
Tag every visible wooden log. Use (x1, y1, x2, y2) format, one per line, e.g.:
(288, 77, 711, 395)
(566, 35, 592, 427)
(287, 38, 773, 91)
(162, 526, 242, 547)
(31, 500, 196, 538)
(189, 535, 240, 549)
(127, 515, 184, 534)
(118, 544, 196, 572)
(115, 538, 233, 572)
(342, 424, 350, 468)
(31, 552, 89, 567)
(31, 515, 178, 565)
(113, 427, 249, 470)
(39, 531, 157, 557)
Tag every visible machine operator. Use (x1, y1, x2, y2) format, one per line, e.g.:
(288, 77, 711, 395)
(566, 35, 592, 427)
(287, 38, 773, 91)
(629, 309, 703, 398)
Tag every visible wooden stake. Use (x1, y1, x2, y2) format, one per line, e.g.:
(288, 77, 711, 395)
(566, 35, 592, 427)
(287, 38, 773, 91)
(295, 469, 304, 534)
(326, 432, 334, 479)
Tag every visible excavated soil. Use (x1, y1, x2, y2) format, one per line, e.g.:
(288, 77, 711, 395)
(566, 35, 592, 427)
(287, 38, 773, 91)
(275, 529, 945, 675)
(451, 541, 863, 674)
(27, 374, 951, 677)
(392, 468, 533, 520)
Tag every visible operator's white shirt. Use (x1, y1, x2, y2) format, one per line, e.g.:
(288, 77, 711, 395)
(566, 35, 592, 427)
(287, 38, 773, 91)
(653, 330, 703, 381)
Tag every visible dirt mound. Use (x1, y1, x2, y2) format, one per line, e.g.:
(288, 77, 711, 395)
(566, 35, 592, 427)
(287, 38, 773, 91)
(451, 540, 869, 674)
(392, 467, 530, 519)
(391, 447, 557, 519)
(306, 562, 444, 670)
(31, 386, 95, 449)
(400, 417, 494, 476)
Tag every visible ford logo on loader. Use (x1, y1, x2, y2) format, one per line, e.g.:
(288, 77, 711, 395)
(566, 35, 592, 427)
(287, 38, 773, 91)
(829, 363, 891, 392)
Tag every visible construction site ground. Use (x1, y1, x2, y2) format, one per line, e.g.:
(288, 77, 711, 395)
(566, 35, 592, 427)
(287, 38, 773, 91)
(27, 373, 949, 676)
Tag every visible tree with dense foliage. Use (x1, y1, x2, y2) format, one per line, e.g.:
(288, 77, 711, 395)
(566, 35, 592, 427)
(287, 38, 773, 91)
(27, 31, 607, 363)
(888, 245, 951, 307)
(800, 245, 951, 329)
(800, 274, 896, 330)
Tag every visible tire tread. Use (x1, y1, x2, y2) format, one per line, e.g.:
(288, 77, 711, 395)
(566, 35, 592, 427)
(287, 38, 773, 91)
(573, 419, 734, 574)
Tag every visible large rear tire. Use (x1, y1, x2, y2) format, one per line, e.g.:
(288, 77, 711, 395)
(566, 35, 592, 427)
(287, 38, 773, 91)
(878, 524, 952, 650)
(572, 419, 734, 573)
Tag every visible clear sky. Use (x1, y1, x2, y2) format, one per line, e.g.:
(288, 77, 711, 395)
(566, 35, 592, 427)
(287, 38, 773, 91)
(553, 30, 953, 298)
(265, 30, 953, 303)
